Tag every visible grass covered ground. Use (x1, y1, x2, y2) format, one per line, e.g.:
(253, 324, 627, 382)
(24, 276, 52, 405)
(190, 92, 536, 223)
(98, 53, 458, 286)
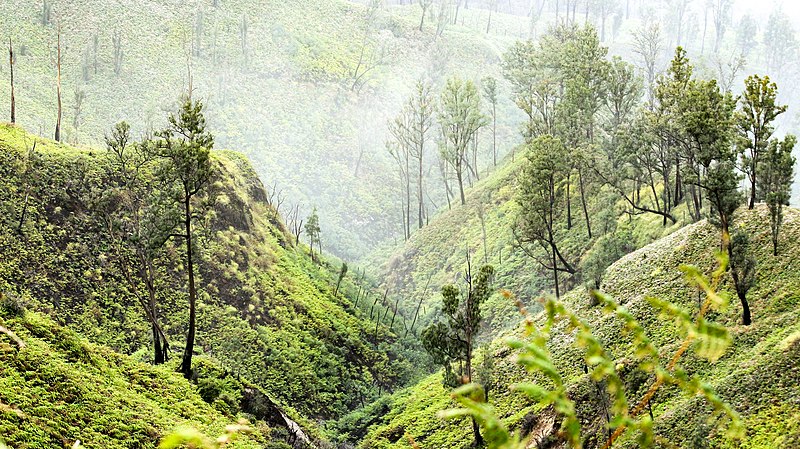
(360, 206, 800, 448)
(0, 306, 270, 448)
(0, 122, 426, 444)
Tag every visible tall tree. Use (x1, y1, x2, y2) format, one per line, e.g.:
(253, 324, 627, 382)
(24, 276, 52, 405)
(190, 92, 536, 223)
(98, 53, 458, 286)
(764, 8, 797, 78)
(481, 77, 498, 167)
(408, 81, 434, 229)
(305, 207, 322, 262)
(439, 77, 485, 205)
(418, 0, 433, 31)
(708, 0, 733, 53)
(156, 97, 214, 379)
(737, 75, 787, 209)
(54, 24, 62, 142)
(728, 232, 756, 326)
(421, 259, 494, 447)
(515, 135, 575, 298)
(759, 135, 796, 256)
(103, 122, 171, 364)
(631, 23, 662, 106)
(9, 38, 15, 124)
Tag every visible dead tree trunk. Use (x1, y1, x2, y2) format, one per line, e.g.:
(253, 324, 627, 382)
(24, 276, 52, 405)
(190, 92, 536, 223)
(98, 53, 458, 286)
(54, 26, 62, 142)
(9, 38, 15, 124)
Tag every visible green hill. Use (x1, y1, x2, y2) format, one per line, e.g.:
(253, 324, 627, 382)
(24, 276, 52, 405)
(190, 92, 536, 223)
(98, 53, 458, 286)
(0, 306, 272, 448)
(0, 0, 526, 260)
(366, 150, 688, 341)
(360, 206, 800, 448)
(0, 123, 425, 445)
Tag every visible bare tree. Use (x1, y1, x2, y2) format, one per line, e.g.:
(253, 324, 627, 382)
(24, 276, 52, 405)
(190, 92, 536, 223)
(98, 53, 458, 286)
(419, 0, 433, 31)
(112, 29, 124, 76)
(9, 38, 15, 124)
(632, 22, 662, 106)
(54, 24, 62, 142)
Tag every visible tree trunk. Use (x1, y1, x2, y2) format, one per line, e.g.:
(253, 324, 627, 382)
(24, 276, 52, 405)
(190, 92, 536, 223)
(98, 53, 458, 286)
(55, 28, 62, 142)
(179, 198, 197, 379)
(579, 169, 591, 238)
(566, 173, 572, 229)
(749, 158, 757, 209)
(457, 165, 466, 205)
(418, 153, 424, 230)
(492, 104, 497, 166)
(9, 39, 15, 124)
(551, 243, 560, 298)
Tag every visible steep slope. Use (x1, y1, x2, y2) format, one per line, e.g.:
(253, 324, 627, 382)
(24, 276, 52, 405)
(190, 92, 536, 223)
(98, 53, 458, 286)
(0, 123, 419, 429)
(0, 306, 271, 448)
(367, 152, 687, 340)
(361, 206, 800, 448)
(0, 0, 526, 259)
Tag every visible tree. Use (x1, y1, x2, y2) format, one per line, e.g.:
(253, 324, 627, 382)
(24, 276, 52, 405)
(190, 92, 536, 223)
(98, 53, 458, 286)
(737, 75, 787, 209)
(481, 76, 498, 167)
(439, 77, 485, 205)
(156, 97, 214, 379)
(680, 78, 739, 235)
(631, 23, 662, 106)
(54, 24, 62, 142)
(103, 122, 171, 364)
(305, 207, 321, 262)
(515, 135, 575, 298)
(759, 135, 796, 256)
(418, 0, 433, 31)
(502, 38, 559, 141)
(112, 29, 124, 75)
(421, 259, 495, 447)
(392, 80, 436, 230)
(9, 38, 15, 124)
(708, 0, 733, 53)
(334, 262, 348, 296)
(764, 8, 797, 78)
(728, 232, 755, 326)
(735, 14, 757, 57)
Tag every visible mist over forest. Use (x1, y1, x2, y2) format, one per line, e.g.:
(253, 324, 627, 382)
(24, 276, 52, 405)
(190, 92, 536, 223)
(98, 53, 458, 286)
(2, 1, 800, 448)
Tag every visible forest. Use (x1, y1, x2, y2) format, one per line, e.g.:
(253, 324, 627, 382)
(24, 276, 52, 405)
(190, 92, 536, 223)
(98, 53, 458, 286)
(1, 0, 799, 448)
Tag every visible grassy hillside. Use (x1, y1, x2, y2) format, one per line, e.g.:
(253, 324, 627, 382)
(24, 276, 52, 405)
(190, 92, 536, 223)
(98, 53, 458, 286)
(360, 206, 800, 448)
(366, 151, 689, 341)
(0, 305, 271, 448)
(0, 0, 527, 260)
(0, 123, 425, 435)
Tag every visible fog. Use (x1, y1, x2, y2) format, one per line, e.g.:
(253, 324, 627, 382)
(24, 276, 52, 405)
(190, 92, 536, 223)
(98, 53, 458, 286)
(1, 0, 798, 261)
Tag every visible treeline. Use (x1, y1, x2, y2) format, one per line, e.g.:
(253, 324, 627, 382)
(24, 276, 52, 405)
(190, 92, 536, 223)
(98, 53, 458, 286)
(506, 24, 795, 326)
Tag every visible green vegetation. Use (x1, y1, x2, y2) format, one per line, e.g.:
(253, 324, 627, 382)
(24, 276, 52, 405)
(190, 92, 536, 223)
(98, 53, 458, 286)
(0, 304, 268, 448)
(0, 123, 424, 446)
(363, 207, 800, 448)
(2, 1, 800, 449)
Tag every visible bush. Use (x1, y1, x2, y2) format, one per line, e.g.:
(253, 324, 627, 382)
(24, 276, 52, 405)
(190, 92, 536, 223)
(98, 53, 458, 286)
(0, 292, 26, 318)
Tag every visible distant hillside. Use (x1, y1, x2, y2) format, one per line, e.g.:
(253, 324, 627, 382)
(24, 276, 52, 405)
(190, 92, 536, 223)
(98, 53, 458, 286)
(367, 151, 688, 341)
(361, 206, 800, 448)
(0, 123, 424, 434)
(0, 0, 526, 260)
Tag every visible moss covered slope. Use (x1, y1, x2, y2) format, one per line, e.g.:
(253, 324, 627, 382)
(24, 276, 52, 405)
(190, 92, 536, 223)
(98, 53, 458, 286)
(0, 307, 271, 448)
(0, 123, 417, 430)
(362, 207, 800, 449)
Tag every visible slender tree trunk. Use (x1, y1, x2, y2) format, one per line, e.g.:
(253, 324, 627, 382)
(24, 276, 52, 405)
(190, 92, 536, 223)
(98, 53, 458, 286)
(179, 198, 197, 379)
(9, 38, 15, 124)
(579, 170, 591, 238)
(492, 104, 497, 166)
(418, 153, 424, 230)
(749, 152, 757, 209)
(566, 173, 572, 229)
(55, 27, 62, 142)
(406, 155, 411, 237)
(456, 165, 466, 205)
(726, 242, 752, 326)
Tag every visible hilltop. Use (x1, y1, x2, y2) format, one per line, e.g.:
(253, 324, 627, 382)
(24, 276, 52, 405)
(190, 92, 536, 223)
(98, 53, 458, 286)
(361, 206, 800, 448)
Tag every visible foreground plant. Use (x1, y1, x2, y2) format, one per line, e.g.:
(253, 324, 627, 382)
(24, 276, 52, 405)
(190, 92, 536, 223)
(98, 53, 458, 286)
(443, 252, 743, 448)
